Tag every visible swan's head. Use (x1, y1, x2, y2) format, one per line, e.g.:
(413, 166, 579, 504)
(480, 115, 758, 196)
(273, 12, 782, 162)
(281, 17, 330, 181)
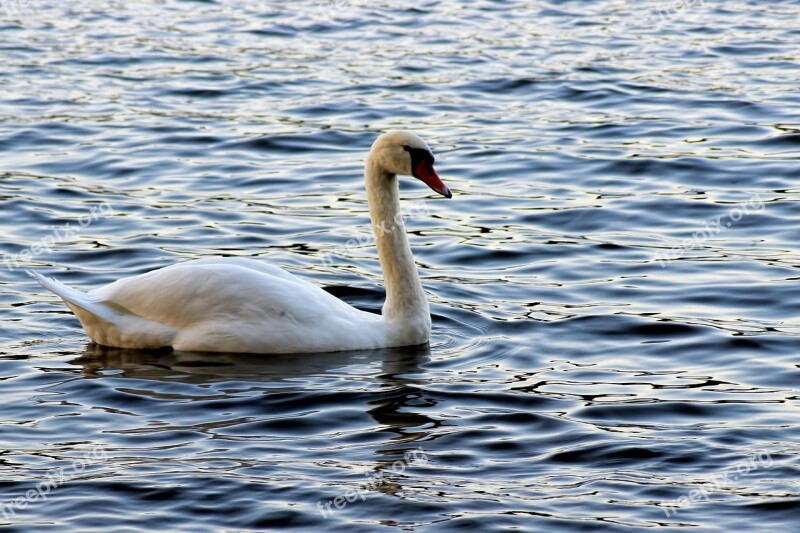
(370, 131, 452, 198)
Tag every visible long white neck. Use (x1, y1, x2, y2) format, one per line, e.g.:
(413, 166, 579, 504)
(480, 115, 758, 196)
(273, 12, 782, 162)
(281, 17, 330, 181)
(365, 155, 429, 321)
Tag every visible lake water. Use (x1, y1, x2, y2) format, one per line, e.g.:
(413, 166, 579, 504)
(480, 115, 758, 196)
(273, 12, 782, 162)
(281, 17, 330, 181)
(1, 0, 799, 531)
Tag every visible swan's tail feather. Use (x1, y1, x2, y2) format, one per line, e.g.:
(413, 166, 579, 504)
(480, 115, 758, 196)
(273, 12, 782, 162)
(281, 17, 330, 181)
(27, 270, 100, 311)
(28, 270, 176, 349)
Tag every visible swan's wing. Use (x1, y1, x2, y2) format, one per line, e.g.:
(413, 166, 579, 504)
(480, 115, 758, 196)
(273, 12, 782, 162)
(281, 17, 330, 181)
(91, 261, 368, 328)
(92, 260, 386, 352)
(35, 258, 385, 353)
(179, 257, 305, 283)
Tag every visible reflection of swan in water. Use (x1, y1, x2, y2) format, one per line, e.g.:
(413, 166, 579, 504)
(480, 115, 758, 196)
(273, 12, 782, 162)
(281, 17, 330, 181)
(72, 344, 436, 498)
(74, 343, 431, 383)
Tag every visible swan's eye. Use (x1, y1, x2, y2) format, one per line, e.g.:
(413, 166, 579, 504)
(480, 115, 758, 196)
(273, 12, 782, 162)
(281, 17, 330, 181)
(403, 145, 435, 169)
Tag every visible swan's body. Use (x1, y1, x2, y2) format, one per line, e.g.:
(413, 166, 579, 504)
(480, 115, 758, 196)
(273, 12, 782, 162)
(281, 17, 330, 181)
(31, 131, 452, 354)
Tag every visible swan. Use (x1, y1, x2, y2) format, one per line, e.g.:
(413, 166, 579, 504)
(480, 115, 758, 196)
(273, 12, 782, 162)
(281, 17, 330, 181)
(30, 131, 452, 354)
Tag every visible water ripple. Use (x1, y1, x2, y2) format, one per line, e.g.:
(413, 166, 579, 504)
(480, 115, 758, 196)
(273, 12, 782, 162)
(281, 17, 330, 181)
(1, 0, 799, 531)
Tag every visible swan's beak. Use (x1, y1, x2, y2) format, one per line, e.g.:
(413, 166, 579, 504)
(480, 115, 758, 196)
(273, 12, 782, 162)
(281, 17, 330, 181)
(413, 160, 452, 198)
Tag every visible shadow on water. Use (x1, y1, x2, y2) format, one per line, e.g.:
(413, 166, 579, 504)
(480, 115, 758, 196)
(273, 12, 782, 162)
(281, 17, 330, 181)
(71, 342, 432, 383)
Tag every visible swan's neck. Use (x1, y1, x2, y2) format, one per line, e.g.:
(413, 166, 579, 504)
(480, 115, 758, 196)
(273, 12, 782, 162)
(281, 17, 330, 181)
(365, 156, 429, 321)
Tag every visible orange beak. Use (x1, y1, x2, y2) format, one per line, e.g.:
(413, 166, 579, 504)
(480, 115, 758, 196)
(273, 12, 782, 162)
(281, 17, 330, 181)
(413, 160, 452, 198)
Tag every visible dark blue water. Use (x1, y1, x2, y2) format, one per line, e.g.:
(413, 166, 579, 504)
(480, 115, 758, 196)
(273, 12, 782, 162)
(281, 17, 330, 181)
(2, 0, 800, 531)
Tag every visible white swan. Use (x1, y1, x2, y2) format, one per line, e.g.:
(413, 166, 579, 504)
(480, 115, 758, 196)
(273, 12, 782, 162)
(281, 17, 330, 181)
(30, 131, 452, 354)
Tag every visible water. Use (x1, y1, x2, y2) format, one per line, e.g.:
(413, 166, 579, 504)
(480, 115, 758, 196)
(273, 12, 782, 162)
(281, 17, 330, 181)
(1, 0, 800, 530)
